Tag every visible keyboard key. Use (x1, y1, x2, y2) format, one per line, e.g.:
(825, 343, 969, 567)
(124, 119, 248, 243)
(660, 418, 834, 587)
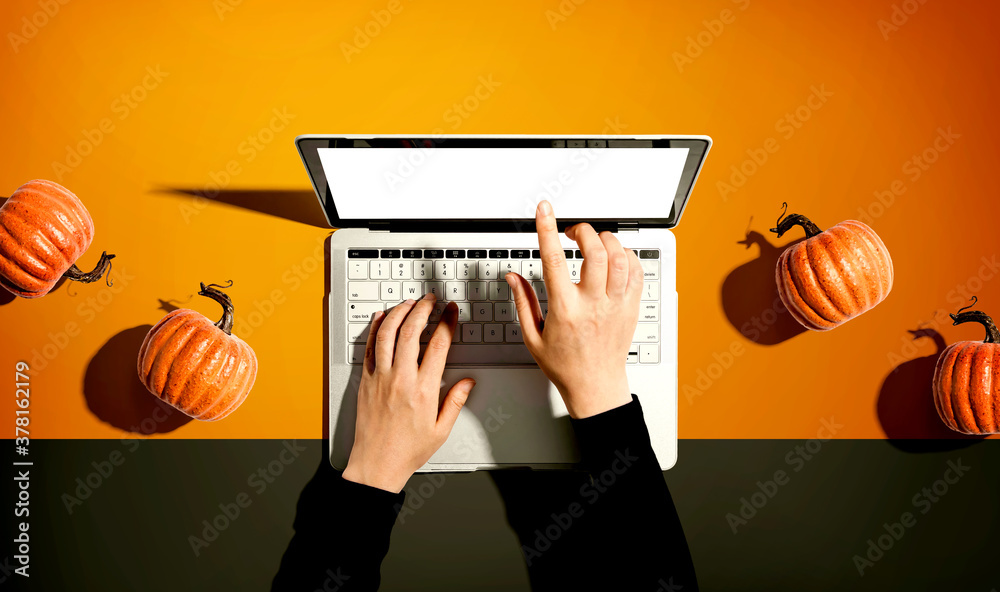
(499, 260, 520, 278)
(640, 260, 659, 279)
(511, 249, 530, 259)
(348, 261, 367, 280)
(587, 139, 607, 148)
(380, 249, 401, 258)
(632, 323, 660, 343)
(424, 249, 444, 258)
(468, 282, 487, 301)
(453, 324, 463, 342)
(443, 344, 536, 365)
(413, 260, 432, 279)
(402, 282, 422, 298)
(458, 260, 477, 279)
(349, 344, 367, 364)
(467, 249, 487, 258)
(640, 302, 659, 322)
(489, 281, 510, 301)
(446, 249, 465, 258)
(505, 324, 523, 343)
(348, 282, 379, 300)
(435, 260, 455, 279)
(627, 345, 639, 364)
(348, 249, 378, 258)
(369, 261, 390, 280)
(424, 281, 443, 300)
(479, 261, 499, 280)
(640, 249, 659, 259)
(642, 282, 659, 301)
(575, 250, 583, 258)
(567, 139, 586, 148)
(568, 261, 582, 281)
(403, 249, 422, 258)
(391, 260, 411, 280)
(420, 324, 436, 342)
(539, 302, 547, 318)
(463, 323, 483, 343)
(565, 250, 574, 259)
(489, 249, 509, 258)
(473, 303, 492, 321)
(531, 281, 547, 301)
(639, 344, 659, 364)
(457, 303, 472, 322)
(522, 261, 542, 280)
(381, 281, 401, 301)
(445, 281, 466, 301)
(494, 303, 514, 322)
(484, 323, 504, 343)
(348, 323, 370, 343)
(348, 302, 383, 322)
(430, 303, 445, 322)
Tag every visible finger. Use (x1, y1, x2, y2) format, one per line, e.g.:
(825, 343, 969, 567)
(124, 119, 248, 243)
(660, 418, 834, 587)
(363, 310, 386, 375)
(535, 200, 571, 300)
(600, 231, 629, 298)
(374, 299, 416, 371)
(436, 378, 476, 436)
(420, 301, 459, 377)
(394, 293, 437, 365)
(506, 272, 544, 350)
(625, 247, 644, 301)
(572, 223, 608, 293)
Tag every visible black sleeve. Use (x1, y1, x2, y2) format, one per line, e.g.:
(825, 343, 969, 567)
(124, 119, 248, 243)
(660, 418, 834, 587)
(568, 394, 699, 591)
(272, 467, 404, 591)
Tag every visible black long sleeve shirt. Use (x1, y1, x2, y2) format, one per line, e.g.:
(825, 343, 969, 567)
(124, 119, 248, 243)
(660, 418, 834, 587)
(272, 395, 698, 591)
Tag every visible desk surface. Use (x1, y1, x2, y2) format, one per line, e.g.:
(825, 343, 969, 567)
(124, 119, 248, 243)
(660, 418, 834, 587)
(1, 0, 999, 440)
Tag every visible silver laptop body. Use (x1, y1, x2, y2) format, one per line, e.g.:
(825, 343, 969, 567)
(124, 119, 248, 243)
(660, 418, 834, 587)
(296, 135, 711, 471)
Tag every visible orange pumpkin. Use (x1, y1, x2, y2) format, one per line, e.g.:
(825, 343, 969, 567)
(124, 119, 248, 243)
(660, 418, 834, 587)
(770, 203, 893, 331)
(137, 282, 257, 421)
(933, 298, 1000, 435)
(0, 179, 115, 298)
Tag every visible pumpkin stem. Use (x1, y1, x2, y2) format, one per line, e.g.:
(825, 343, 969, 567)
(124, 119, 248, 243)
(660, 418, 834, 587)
(63, 251, 116, 287)
(950, 297, 1000, 344)
(198, 280, 235, 335)
(769, 202, 822, 239)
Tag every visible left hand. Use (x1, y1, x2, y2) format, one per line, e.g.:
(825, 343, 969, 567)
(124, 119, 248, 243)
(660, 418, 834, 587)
(342, 293, 476, 493)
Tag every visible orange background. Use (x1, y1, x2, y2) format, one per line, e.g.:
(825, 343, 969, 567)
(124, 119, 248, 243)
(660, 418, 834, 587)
(2, 0, 997, 440)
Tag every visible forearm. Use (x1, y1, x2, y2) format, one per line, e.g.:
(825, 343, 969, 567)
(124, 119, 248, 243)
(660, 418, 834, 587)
(272, 470, 404, 591)
(569, 394, 699, 590)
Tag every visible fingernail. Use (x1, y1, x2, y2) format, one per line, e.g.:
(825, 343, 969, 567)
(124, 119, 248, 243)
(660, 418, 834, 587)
(537, 200, 551, 215)
(373, 311, 383, 320)
(422, 292, 436, 300)
(404, 298, 414, 305)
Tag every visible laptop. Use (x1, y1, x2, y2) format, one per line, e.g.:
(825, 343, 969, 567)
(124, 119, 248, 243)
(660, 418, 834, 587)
(296, 135, 711, 471)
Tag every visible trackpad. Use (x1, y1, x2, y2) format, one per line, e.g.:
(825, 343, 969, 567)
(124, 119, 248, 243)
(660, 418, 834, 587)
(426, 368, 579, 467)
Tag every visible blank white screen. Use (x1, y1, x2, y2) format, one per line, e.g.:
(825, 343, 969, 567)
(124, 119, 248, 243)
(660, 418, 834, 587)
(318, 147, 689, 220)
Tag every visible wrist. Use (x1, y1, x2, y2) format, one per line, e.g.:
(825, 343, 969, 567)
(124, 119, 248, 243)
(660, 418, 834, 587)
(342, 459, 409, 493)
(562, 375, 632, 419)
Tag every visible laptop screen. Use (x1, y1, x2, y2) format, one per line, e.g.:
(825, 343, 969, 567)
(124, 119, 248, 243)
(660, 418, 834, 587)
(297, 136, 711, 229)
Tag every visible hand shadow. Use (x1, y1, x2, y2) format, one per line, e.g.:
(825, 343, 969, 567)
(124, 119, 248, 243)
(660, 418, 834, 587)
(83, 318, 193, 434)
(876, 328, 986, 452)
(720, 220, 807, 345)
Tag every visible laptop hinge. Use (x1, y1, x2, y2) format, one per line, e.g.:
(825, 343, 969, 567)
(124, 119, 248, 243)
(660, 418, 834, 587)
(618, 221, 639, 232)
(368, 221, 391, 233)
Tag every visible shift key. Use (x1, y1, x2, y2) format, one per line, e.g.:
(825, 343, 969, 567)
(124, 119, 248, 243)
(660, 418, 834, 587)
(348, 302, 384, 322)
(632, 323, 659, 343)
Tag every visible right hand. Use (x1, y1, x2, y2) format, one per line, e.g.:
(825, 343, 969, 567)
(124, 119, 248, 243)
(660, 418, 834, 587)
(505, 200, 644, 419)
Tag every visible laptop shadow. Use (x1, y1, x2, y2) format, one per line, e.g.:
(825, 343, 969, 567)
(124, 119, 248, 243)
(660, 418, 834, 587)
(876, 327, 986, 452)
(720, 220, 806, 346)
(157, 188, 330, 228)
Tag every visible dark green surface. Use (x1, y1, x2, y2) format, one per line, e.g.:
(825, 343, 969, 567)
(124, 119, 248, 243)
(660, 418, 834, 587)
(4, 439, 997, 591)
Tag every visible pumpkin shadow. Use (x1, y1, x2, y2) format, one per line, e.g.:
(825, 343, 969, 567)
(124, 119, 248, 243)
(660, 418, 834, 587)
(876, 328, 986, 452)
(720, 222, 807, 345)
(157, 188, 329, 228)
(83, 324, 193, 434)
(0, 288, 15, 306)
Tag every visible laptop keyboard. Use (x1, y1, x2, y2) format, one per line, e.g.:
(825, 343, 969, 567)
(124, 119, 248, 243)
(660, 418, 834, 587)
(346, 248, 661, 366)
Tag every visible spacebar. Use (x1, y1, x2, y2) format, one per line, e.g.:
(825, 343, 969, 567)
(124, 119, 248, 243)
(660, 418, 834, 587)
(441, 345, 537, 365)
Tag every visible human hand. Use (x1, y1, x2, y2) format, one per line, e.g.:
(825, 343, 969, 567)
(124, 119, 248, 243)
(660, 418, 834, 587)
(342, 294, 476, 493)
(505, 200, 642, 419)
